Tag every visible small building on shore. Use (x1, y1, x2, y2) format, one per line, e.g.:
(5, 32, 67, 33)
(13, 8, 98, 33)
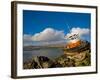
(65, 33, 81, 49)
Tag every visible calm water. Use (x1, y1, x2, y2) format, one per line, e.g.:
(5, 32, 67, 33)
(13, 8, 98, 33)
(23, 48, 63, 62)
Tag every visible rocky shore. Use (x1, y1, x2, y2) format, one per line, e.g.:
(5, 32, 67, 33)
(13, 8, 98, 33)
(23, 40, 91, 69)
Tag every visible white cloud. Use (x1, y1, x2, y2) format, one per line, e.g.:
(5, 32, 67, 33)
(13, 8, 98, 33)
(23, 28, 66, 46)
(23, 34, 32, 41)
(31, 28, 65, 41)
(23, 27, 90, 46)
(66, 27, 90, 39)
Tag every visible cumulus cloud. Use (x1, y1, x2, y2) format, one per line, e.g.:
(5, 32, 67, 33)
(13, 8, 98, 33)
(31, 28, 65, 41)
(23, 34, 32, 42)
(23, 27, 90, 46)
(66, 27, 90, 39)
(23, 28, 66, 46)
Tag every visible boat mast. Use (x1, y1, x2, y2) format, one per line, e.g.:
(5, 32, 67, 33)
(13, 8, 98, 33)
(66, 23, 79, 40)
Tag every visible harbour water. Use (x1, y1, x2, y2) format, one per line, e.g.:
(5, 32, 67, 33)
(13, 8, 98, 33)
(23, 48, 63, 62)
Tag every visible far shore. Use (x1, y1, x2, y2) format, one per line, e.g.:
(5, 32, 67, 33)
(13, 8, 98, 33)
(23, 46, 64, 51)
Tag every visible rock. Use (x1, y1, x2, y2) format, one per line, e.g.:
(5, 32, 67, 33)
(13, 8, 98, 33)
(55, 54, 75, 67)
(56, 49, 90, 67)
(63, 40, 90, 53)
(24, 56, 57, 69)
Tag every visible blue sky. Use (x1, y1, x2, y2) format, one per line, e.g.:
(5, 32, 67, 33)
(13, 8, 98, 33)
(23, 10, 91, 46)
